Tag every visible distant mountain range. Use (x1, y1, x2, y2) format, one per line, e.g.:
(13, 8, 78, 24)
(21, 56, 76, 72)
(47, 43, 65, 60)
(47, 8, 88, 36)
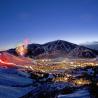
(82, 42, 98, 51)
(7, 40, 98, 59)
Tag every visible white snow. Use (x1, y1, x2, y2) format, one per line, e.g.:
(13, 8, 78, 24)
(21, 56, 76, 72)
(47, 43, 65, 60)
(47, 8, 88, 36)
(58, 88, 90, 98)
(0, 85, 33, 98)
(0, 68, 33, 98)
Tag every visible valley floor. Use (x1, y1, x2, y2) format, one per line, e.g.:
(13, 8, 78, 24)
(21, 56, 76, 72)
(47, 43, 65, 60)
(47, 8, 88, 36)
(0, 60, 98, 98)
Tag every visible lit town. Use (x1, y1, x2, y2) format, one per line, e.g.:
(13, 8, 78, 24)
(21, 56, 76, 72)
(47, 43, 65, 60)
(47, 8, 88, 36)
(0, 0, 98, 98)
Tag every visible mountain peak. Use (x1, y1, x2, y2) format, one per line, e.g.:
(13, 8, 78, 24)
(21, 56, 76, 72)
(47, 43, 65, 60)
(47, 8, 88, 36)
(6, 40, 98, 59)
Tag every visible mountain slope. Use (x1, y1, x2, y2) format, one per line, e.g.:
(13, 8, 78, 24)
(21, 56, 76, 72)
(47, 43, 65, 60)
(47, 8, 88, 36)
(82, 42, 98, 51)
(7, 40, 98, 59)
(35, 40, 78, 59)
(0, 52, 33, 67)
(68, 46, 96, 58)
(0, 68, 33, 98)
(42, 40, 77, 52)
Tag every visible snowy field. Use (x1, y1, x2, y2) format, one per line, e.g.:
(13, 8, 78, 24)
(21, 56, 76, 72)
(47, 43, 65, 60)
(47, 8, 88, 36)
(0, 67, 33, 98)
(0, 64, 98, 98)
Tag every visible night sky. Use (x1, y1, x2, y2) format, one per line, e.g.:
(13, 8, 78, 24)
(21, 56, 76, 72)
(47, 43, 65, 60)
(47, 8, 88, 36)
(0, 0, 98, 50)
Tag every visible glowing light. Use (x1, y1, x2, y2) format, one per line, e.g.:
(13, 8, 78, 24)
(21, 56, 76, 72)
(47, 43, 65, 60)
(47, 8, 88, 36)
(0, 53, 16, 66)
(73, 79, 91, 86)
(16, 39, 28, 56)
(0, 59, 16, 66)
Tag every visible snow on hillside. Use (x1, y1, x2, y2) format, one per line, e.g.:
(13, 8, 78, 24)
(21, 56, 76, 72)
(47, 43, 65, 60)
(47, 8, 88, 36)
(82, 42, 98, 51)
(58, 88, 90, 98)
(68, 46, 96, 58)
(42, 40, 77, 53)
(7, 40, 98, 58)
(27, 40, 97, 58)
(0, 85, 33, 98)
(0, 67, 33, 98)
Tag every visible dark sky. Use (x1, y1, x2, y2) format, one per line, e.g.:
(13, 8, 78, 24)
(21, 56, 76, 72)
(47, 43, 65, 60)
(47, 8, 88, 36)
(0, 0, 98, 50)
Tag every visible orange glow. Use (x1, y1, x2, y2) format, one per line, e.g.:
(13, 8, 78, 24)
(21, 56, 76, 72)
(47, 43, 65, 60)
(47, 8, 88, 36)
(16, 39, 29, 56)
(16, 44, 27, 56)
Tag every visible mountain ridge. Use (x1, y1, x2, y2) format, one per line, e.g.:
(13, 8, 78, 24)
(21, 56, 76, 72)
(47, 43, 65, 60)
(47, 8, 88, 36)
(82, 42, 98, 51)
(6, 40, 98, 59)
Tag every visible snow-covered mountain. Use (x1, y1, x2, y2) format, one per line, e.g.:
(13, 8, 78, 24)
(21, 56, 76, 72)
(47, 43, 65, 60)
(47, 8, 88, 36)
(35, 40, 78, 59)
(82, 42, 98, 51)
(42, 40, 77, 53)
(7, 40, 98, 59)
(68, 46, 96, 58)
(25, 40, 77, 58)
